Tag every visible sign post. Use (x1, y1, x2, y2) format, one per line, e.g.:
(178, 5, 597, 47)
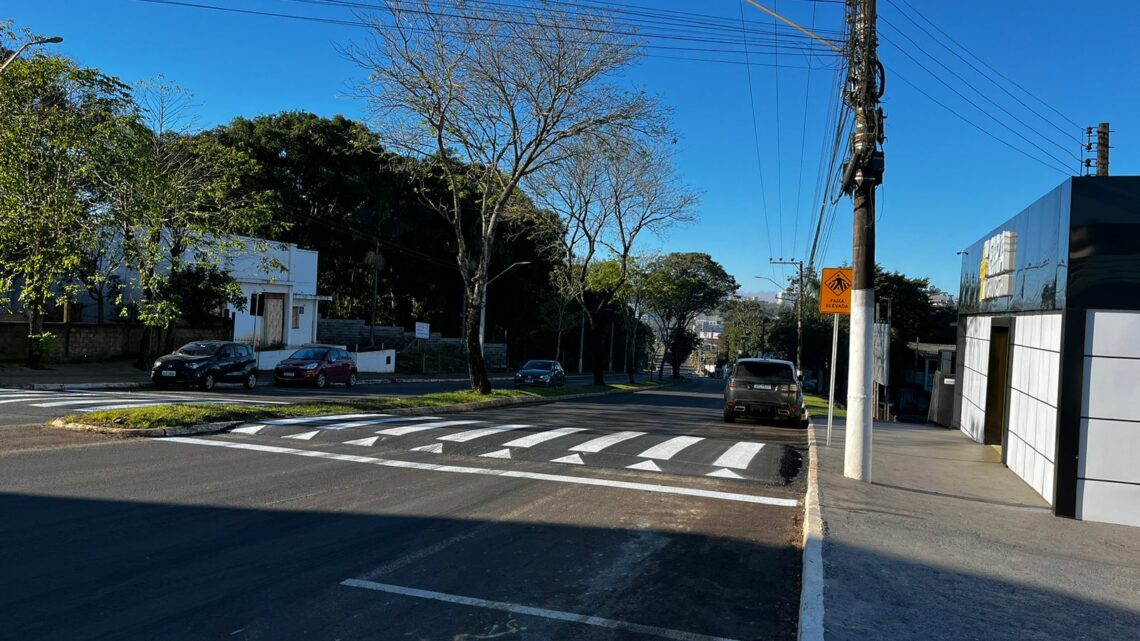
(820, 268, 853, 447)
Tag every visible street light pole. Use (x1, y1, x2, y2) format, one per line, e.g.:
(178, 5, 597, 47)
(0, 36, 64, 74)
(479, 260, 531, 357)
(770, 259, 805, 375)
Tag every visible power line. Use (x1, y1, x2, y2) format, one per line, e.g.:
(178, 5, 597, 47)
(738, 0, 774, 263)
(791, 0, 819, 264)
(772, 0, 784, 260)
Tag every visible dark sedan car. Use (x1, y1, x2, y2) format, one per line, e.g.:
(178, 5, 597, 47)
(274, 345, 358, 388)
(513, 359, 566, 388)
(723, 358, 807, 427)
(151, 341, 257, 391)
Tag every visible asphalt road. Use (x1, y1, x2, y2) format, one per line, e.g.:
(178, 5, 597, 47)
(0, 372, 646, 428)
(0, 378, 806, 641)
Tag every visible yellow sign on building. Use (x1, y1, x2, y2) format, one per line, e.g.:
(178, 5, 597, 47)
(820, 267, 853, 315)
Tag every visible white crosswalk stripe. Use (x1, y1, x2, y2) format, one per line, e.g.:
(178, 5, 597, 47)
(231, 425, 265, 435)
(316, 416, 396, 430)
(343, 436, 379, 447)
(481, 448, 512, 459)
(438, 424, 530, 443)
(627, 460, 662, 472)
(637, 435, 703, 461)
(282, 430, 320, 441)
(570, 431, 643, 453)
(266, 413, 384, 426)
(410, 443, 444, 454)
(0, 395, 71, 404)
(501, 427, 586, 448)
(377, 420, 483, 436)
(707, 468, 744, 479)
(711, 442, 765, 469)
(551, 453, 584, 465)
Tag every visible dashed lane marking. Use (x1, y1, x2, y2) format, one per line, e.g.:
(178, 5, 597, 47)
(162, 438, 800, 507)
(637, 436, 704, 461)
(340, 579, 744, 641)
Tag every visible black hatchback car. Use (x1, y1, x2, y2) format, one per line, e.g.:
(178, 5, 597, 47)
(151, 341, 258, 391)
(513, 359, 566, 388)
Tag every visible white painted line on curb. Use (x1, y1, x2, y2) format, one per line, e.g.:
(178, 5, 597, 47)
(637, 436, 703, 461)
(502, 427, 586, 448)
(377, 420, 483, 436)
(438, 424, 530, 443)
(799, 420, 825, 641)
(340, 579, 743, 641)
(161, 438, 800, 507)
(711, 442, 765, 470)
(570, 431, 643, 453)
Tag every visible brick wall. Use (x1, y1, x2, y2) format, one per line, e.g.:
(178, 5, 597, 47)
(0, 323, 232, 363)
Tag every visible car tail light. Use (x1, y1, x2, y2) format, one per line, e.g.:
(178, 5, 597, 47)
(728, 381, 737, 389)
(778, 384, 798, 392)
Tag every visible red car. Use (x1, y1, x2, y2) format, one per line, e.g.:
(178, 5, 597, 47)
(273, 345, 358, 388)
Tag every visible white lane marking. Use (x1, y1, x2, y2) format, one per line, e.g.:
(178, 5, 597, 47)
(480, 448, 512, 459)
(0, 395, 78, 405)
(163, 438, 800, 507)
(438, 424, 530, 443)
(502, 427, 586, 448)
(230, 425, 265, 435)
(265, 413, 384, 426)
(707, 468, 744, 479)
(627, 460, 663, 472)
(551, 453, 584, 465)
(637, 436, 703, 461)
(378, 420, 483, 436)
(343, 436, 379, 447)
(282, 430, 319, 441)
(410, 443, 444, 454)
(340, 579, 744, 641)
(319, 416, 397, 430)
(711, 442, 765, 470)
(570, 431, 644, 453)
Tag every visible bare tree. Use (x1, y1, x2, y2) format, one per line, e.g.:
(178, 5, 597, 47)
(348, 0, 657, 393)
(528, 135, 696, 385)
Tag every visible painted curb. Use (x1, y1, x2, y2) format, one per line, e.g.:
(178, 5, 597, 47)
(50, 382, 675, 437)
(798, 416, 825, 641)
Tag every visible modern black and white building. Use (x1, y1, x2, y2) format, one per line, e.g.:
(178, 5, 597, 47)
(955, 176, 1140, 528)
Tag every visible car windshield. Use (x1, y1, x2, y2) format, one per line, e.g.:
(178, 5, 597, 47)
(521, 360, 554, 370)
(735, 362, 794, 380)
(176, 342, 220, 356)
(290, 347, 329, 361)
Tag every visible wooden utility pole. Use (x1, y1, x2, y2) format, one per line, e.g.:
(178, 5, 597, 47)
(842, 0, 885, 482)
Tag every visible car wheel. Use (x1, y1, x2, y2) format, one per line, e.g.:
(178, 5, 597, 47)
(244, 372, 257, 390)
(315, 372, 327, 389)
(201, 372, 216, 391)
(723, 411, 736, 423)
(346, 372, 357, 388)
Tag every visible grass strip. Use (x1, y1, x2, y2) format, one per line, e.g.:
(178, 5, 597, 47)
(67, 381, 667, 430)
(804, 392, 846, 419)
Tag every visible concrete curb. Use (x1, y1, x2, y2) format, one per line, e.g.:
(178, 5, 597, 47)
(50, 382, 675, 437)
(798, 417, 825, 641)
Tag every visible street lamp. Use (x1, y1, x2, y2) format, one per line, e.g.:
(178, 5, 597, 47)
(480, 261, 531, 356)
(0, 36, 64, 75)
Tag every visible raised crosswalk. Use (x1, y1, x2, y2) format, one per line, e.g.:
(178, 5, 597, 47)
(0, 387, 284, 413)
(222, 412, 779, 482)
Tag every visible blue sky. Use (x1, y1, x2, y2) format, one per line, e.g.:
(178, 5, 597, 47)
(8, 0, 1139, 297)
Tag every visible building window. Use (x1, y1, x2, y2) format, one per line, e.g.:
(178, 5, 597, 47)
(292, 306, 302, 330)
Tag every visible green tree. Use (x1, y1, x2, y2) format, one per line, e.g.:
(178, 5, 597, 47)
(643, 253, 738, 379)
(0, 33, 133, 366)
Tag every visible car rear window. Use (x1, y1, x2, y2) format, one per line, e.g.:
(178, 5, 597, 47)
(735, 362, 794, 380)
(291, 347, 329, 360)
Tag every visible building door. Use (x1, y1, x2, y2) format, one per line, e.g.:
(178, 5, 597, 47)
(984, 324, 1012, 448)
(262, 294, 285, 347)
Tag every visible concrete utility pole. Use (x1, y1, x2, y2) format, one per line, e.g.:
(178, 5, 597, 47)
(771, 259, 805, 375)
(1097, 122, 1110, 176)
(842, 0, 885, 482)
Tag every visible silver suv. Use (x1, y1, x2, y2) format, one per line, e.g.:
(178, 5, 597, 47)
(723, 358, 807, 427)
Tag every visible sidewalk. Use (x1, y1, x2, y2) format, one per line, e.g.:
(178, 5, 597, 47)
(810, 418, 1140, 641)
(0, 360, 514, 390)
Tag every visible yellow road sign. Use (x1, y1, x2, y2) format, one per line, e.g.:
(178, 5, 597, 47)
(820, 267, 853, 315)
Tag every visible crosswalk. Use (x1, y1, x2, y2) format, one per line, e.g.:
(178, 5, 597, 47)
(0, 387, 285, 413)
(222, 412, 781, 482)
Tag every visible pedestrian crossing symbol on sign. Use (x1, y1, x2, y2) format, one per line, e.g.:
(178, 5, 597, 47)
(820, 267, 853, 315)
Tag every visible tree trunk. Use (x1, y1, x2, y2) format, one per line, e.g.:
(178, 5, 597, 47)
(626, 314, 637, 385)
(95, 295, 105, 326)
(554, 302, 565, 361)
(670, 340, 682, 379)
(26, 308, 45, 369)
(586, 309, 606, 386)
(465, 286, 491, 394)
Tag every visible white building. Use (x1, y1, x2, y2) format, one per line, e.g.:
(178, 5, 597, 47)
(226, 239, 330, 347)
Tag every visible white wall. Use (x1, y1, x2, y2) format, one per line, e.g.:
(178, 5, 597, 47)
(1006, 313, 1061, 504)
(959, 316, 992, 443)
(355, 349, 396, 374)
(1077, 310, 1140, 527)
